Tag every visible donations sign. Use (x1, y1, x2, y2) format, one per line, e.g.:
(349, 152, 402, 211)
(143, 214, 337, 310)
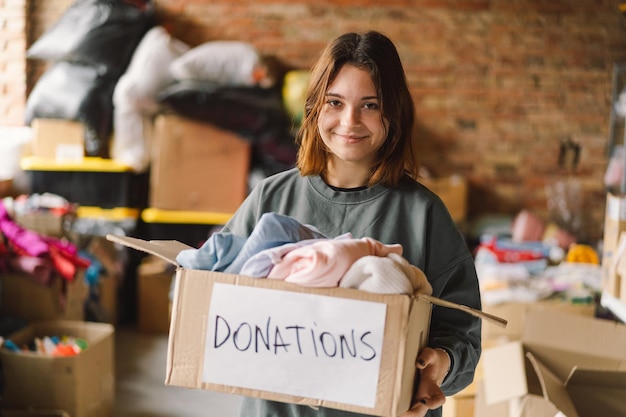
(203, 283, 387, 407)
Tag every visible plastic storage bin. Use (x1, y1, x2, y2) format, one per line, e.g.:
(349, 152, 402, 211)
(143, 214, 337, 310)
(21, 156, 149, 209)
(138, 207, 232, 248)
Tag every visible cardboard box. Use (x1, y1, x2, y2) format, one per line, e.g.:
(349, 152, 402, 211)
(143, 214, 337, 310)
(0, 320, 115, 417)
(107, 234, 505, 417)
(601, 192, 626, 298)
(31, 118, 85, 161)
(610, 230, 626, 303)
(83, 271, 119, 325)
(481, 309, 626, 417)
(419, 175, 468, 223)
(481, 299, 596, 342)
(0, 272, 88, 322)
(150, 114, 251, 213)
(137, 255, 175, 333)
(442, 391, 475, 417)
(14, 211, 70, 238)
(82, 236, 125, 325)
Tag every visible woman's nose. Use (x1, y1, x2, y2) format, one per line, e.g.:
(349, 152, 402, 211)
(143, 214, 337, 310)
(341, 106, 361, 126)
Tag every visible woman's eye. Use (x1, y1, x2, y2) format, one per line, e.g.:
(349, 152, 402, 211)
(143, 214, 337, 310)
(363, 102, 379, 110)
(326, 99, 341, 107)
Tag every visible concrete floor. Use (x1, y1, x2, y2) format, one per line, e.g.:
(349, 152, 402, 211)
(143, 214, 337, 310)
(114, 326, 242, 417)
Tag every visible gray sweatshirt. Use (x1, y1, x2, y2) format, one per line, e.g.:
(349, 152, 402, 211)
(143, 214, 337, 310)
(222, 168, 482, 417)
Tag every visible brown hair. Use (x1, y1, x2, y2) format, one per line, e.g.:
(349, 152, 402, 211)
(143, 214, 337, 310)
(296, 31, 418, 187)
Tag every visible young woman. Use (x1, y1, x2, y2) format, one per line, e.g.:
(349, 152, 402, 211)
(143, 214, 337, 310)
(222, 30, 481, 417)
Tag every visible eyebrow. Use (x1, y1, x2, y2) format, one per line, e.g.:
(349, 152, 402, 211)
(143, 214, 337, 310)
(325, 92, 379, 100)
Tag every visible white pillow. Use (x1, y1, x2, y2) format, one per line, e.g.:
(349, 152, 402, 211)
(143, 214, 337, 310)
(169, 41, 261, 86)
(113, 26, 190, 111)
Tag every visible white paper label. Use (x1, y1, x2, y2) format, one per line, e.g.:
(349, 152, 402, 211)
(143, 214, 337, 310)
(203, 283, 387, 408)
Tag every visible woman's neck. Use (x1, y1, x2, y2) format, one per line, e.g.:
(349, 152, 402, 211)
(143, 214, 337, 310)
(324, 160, 370, 188)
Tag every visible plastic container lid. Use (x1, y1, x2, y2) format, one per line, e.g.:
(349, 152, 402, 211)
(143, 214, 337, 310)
(141, 208, 232, 225)
(20, 156, 134, 172)
(77, 206, 140, 220)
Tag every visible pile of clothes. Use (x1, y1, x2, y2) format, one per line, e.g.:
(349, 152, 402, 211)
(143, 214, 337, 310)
(0, 199, 89, 285)
(176, 212, 432, 296)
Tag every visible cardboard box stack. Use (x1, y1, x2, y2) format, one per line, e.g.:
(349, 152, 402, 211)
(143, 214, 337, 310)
(107, 233, 506, 417)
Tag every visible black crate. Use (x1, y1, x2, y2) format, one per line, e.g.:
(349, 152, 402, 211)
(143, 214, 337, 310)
(22, 157, 149, 209)
(137, 208, 231, 248)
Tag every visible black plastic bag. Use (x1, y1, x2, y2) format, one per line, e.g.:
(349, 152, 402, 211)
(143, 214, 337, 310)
(157, 80, 291, 138)
(27, 0, 155, 76)
(25, 61, 117, 157)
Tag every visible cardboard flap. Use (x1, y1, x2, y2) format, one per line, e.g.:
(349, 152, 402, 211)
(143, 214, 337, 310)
(106, 234, 194, 265)
(418, 294, 508, 328)
(525, 352, 579, 417)
(565, 367, 626, 417)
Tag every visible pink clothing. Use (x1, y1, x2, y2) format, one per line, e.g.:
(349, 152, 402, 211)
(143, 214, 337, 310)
(267, 237, 402, 287)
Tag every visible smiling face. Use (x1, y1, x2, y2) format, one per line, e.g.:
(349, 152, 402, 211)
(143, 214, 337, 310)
(317, 64, 389, 187)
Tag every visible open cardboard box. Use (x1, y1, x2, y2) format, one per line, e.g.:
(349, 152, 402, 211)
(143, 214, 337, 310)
(1, 320, 114, 417)
(481, 309, 626, 417)
(107, 234, 506, 417)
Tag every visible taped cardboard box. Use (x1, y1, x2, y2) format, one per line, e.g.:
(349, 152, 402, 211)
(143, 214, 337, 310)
(481, 309, 626, 417)
(107, 234, 505, 417)
(0, 320, 115, 417)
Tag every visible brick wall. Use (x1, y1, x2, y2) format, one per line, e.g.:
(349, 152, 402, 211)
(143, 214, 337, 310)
(2, 0, 626, 242)
(0, 0, 27, 126)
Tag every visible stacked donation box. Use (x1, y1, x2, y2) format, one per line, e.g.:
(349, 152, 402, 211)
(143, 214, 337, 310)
(1, 118, 129, 417)
(15, 117, 143, 327)
(137, 113, 251, 333)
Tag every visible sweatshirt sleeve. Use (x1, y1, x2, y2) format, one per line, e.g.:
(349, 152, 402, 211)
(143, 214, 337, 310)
(424, 203, 482, 396)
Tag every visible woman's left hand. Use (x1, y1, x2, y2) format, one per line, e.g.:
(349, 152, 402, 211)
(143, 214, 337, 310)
(399, 347, 450, 417)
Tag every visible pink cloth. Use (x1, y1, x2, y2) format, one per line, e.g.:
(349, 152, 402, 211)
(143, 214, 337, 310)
(9, 256, 55, 285)
(268, 237, 403, 287)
